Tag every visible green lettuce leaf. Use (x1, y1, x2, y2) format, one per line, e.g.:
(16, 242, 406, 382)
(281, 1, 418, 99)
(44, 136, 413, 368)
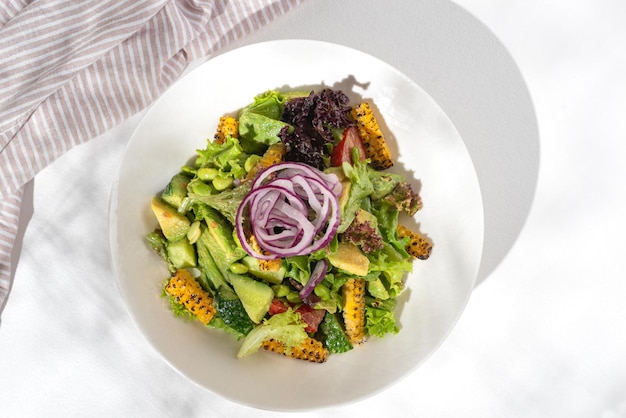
(237, 310, 308, 358)
(368, 170, 403, 200)
(367, 242, 412, 298)
(195, 136, 246, 171)
(365, 305, 399, 338)
(238, 112, 290, 154)
(187, 181, 251, 225)
(239, 90, 285, 120)
(146, 230, 176, 273)
(236, 90, 292, 154)
(283, 255, 310, 286)
(337, 159, 374, 233)
(161, 280, 195, 321)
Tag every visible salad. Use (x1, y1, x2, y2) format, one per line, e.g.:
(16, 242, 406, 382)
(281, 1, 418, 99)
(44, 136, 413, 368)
(146, 88, 432, 363)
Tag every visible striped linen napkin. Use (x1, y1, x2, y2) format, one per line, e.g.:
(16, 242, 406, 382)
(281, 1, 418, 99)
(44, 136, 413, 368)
(0, 0, 303, 311)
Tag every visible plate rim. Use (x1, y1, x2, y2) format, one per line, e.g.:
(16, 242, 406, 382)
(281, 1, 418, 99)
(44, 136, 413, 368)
(109, 38, 485, 411)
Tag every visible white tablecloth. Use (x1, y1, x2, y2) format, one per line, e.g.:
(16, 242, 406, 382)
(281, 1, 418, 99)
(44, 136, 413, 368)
(2, 1, 625, 417)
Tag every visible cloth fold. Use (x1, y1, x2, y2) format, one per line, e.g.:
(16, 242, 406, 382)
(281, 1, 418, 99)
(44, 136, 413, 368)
(0, 0, 303, 311)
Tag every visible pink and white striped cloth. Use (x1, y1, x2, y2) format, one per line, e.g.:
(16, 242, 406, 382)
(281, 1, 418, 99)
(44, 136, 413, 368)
(0, 0, 303, 310)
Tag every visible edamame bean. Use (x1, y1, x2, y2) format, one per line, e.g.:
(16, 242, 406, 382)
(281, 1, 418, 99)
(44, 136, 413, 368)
(197, 167, 218, 181)
(229, 263, 249, 274)
(187, 220, 201, 244)
(286, 291, 302, 304)
(272, 284, 291, 298)
(313, 284, 331, 300)
(244, 155, 261, 172)
(212, 176, 233, 191)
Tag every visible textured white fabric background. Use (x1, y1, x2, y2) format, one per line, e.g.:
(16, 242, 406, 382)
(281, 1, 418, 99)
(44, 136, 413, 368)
(1, 1, 625, 417)
(0, 0, 303, 310)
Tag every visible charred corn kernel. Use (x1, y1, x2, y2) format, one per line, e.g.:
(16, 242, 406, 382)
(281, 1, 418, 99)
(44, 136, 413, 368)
(397, 224, 433, 260)
(342, 278, 366, 344)
(350, 103, 393, 170)
(248, 234, 282, 272)
(213, 116, 238, 144)
(259, 142, 286, 167)
(165, 269, 216, 325)
(259, 258, 282, 272)
(244, 142, 286, 182)
(262, 337, 329, 363)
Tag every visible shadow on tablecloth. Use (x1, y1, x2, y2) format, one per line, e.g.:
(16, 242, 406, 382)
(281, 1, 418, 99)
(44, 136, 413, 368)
(234, 0, 541, 287)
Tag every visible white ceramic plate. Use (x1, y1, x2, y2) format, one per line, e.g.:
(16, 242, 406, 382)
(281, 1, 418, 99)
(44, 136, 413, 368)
(109, 40, 484, 411)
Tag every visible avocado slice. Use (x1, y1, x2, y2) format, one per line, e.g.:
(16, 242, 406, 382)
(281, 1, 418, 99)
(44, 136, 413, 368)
(325, 167, 351, 212)
(327, 242, 370, 276)
(228, 273, 273, 323)
(150, 196, 190, 242)
(367, 277, 389, 300)
(195, 226, 229, 291)
(161, 172, 192, 209)
(200, 209, 247, 276)
(241, 256, 286, 285)
(355, 208, 378, 229)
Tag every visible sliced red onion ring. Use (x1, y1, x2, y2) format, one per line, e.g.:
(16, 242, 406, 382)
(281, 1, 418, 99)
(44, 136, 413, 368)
(235, 162, 342, 259)
(252, 161, 342, 196)
(299, 259, 328, 299)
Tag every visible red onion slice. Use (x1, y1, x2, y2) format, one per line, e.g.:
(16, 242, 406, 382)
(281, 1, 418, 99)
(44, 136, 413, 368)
(299, 259, 328, 299)
(235, 162, 342, 259)
(253, 162, 342, 195)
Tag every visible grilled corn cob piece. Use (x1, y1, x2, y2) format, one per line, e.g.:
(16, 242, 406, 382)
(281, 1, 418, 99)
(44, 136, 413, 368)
(342, 278, 366, 344)
(244, 142, 286, 182)
(262, 337, 329, 363)
(397, 224, 432, 260)
(165, 269, 216, 325)
(351, 103, 393, 170)
(213, 116, 239, 144)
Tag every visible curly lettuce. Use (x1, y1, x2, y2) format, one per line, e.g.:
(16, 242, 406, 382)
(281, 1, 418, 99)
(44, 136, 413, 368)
(195, 136, 247, 174)
(365, 304, 399, 338)
(279, 89, 354, 170)
(237, 310, 308, 358)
